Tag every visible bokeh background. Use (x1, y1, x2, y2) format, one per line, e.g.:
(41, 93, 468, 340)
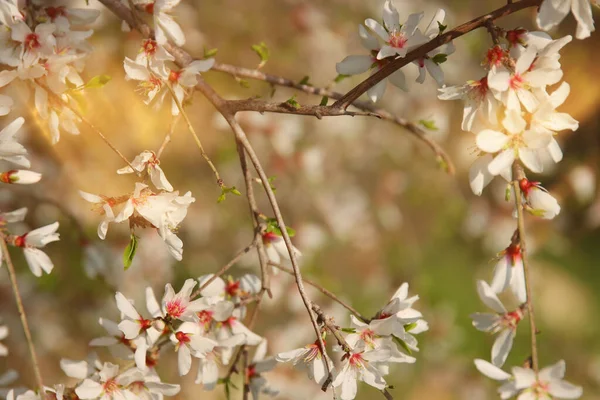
(1, 0, 599, 399)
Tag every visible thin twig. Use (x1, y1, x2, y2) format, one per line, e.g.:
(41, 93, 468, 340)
(269, 262, 368, 322)
(242, 348, 250, 400)
(236, 140, 271, 296)
(33, 80, 137, 173)
(164, 82, 223, 187)
(1, 239, 45, 394)
(156, 114, 181, 159)
(512, 163, 539, 375)
(311, 304, 351, 353)
(191, 240, 258, 299)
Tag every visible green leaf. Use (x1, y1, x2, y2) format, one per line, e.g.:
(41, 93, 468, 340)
(319, 96, 329, 106)
(267, 176, 277, 193)
(341, 328, 356, 333)
(123, 234, 138, 270)
(298, 76, 311, 86)
(83, 74, 111, 89)
(437, 21, 447, 34)
(251, 42, 270, 68)
(392, 335, 412, 355)
(334, 74, 349, 83)
(505, 185, 512, 202)
(431, 53, 448, 65)
(419, 119, 438, 131)
(265, 218, 296, 237)
(237, 78, 250, 88)
(285, 95, 300, 109)
(218, 186, 242, 203)
(404, 322, 417, 332)
(204, 47, 218, 58)
(436, 156, 449, 173)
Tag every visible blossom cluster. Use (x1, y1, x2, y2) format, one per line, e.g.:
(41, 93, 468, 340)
(336, 1, 455, 102)
(81, 150, 194, 261)
(277, 283, 427, 400)
(0, 1, 100, 143)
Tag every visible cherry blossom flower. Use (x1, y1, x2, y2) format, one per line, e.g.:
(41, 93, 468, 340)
(195, 334, 246, 390)
(247, 339, 278, 400)
(34, 85, 81, 144)
(75, 362, 136, 400)
(471, 280, 524, 367)
(0, 170, 41, 185)
(332, 346, 391, 400)
(115, 292, 156, 341)
(475, 109, 551, 176)
(365, 1, 428, 60)
(10, 22, 56, 65)
(519, 179, 561, 220)
(537, 0, 595, 39)
(0, 0, 23, 26)
(262, 232, 301, 265)
(475, 359, 583, 399)
(118, 368, 180, 400)
(197, 273, 262, 302)
(512, 360, 583, 399)
(438, 76, 500, 132)
(123, 57, 166, 106)
(161, 279, 213, 321)
(89, 318, 134, 360)
(413, 9, 455, 86)
(0, 208, 27, 225)
(214, 314, 263, 346)
(336, 25, 409, 102)
(12, 222, 60, 277)
(117, 150, 173, 192)
(79, 191, 117, 240)
(138, 0, 186, 46)
(276, 339, 329, 385)
(135, 39, 175, 73)
(170, 321, 217, 376)
(490, 242, 526, 304)
(0, 117, 29, 168)
(162, 59, 215, 116)
(367, 283, 426, 353)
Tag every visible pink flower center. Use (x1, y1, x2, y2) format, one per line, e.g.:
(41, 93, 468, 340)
(360, 329, 375, 343)
(506, 29, 527, 47)
(262, 232, 278, 244)
(503, 309, 523, 329)
(531, 379, 550, 395)
(166, 299, 186, 318)
(138, 318, 152, 331)
(349, 352, 364, 368)
(197, 310, 214, 325)
(175, 331, 191, 344)
(226, 280, 241, 297)
(0, 170, 15, 183)
(168, 70, 181, 83)
(144, 3, 155, 14)
(505, 242, 522, 266)
(103, 378, 119, 394)
(24, 33, 41, 51)
(388, 31, 407, 49)
(509, 73, 524, 90)
(484, 46, 505, 67)
(13, 235, 26, 248)
(246, 365, 257, 380)
(45, 6, 67, 21)
(142, 39, 157, 57)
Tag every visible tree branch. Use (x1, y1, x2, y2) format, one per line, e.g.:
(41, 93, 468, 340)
(331, 0, 543, 109)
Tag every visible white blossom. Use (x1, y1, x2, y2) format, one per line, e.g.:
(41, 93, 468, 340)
(117, 150, 173, 192)
(13, 222, 60, 277)
(0, 117, 29, 168)
(537, 0, 595, 39)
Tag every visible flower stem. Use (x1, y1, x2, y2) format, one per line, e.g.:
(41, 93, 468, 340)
(512, 163, 539, 374)
(165, 82, 223, 187)
(1, 239, 45, 393)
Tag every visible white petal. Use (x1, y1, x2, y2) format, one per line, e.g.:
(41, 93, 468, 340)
(476, 280, 507, 313)
(476, 129, 509, 153)
(474, 359, 511, 381)
(491, 329, 515, 367)
(336, 55, 373, 76)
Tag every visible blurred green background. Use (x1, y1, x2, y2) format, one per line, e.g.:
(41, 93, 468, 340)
(1, 0, 599, 399)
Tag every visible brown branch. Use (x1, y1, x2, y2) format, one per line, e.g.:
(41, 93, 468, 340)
(331, 0, 544, 109)
(191, 240, 258, 299)
(269, 262, 368, 322)
(1, 239, 45, 394)
(235, 140, 271, 296)
(512, 163, 539, 375)
(213, 63, 454, 174)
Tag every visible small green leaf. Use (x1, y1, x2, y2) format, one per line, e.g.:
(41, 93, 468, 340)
(319, 96, 329, 106)
(218, 186, 242, 203)
(341, 328, 356, 333)
(436, 156, 449, 173)
(236, 78, 250, 88)
(285, 95, 300, 109)
(334, 74, 349, 83)
(528, 208, 546, 217)
(265, 218, 296, 237)
(285, 226, 296, 237)
(204, 47, 218, 58)
(431, 53, 448, 65)
(404, 322, 417, 332)
(251, 42, 270, 68)
(505, 185, 512, 202)
(437, 21, 447, 34)
(298, 76, 311, 86)
(392, 335, 412, 355)
(83, 74, 112, 89)
(419, 119, 438, 131)
(123, 234, 138, 270)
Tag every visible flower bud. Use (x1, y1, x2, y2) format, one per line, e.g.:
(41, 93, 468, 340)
(0, 170, 42, 184)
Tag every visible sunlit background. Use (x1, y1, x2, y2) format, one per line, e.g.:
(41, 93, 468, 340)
(1, 0, 600, 399)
